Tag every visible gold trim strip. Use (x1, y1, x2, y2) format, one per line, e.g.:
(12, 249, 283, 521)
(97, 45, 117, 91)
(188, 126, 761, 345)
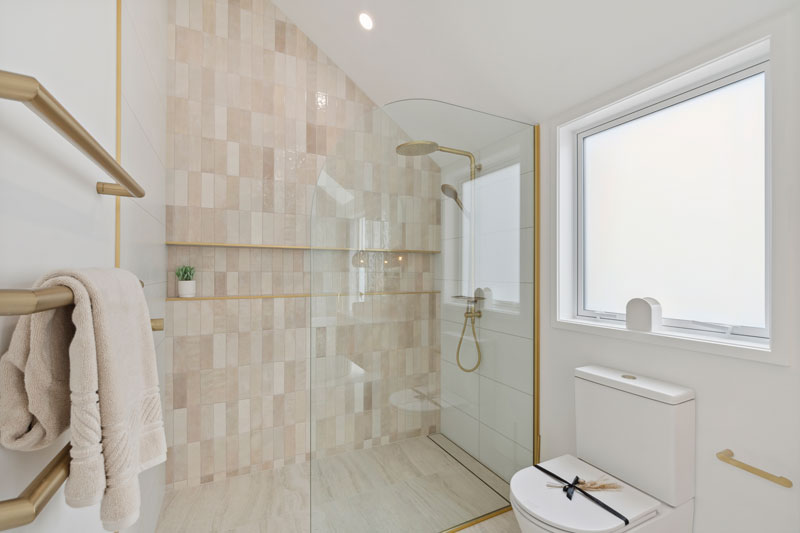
(0, 70, 145, 199)
(533, 124, 541, 465)
(716, 449, 793, 488)
(166, 241, 441, 254)
(443, 506, 513, 533)
(0, 444, 70, 530)
(166, 290, 441, 302)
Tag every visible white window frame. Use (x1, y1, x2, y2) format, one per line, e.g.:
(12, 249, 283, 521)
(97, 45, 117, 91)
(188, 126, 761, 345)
(576, 64, 770, 340)
(555, 38, 774, 358)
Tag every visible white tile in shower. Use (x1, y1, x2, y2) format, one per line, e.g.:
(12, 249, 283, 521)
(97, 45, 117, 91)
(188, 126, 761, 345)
(441, 402, 480, 459)
(442, 359, 480, 418)
(478, 422, 533, 482)
(474, 328, 533, 395)
(479, 376, 534, 451)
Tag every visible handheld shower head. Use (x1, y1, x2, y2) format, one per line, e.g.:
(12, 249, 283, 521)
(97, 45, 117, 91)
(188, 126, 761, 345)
(441, 184, 463, 211)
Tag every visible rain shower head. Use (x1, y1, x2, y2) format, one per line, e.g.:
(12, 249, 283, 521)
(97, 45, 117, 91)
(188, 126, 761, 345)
(441, 184, 463, 211)
(396, 140, 439, 156)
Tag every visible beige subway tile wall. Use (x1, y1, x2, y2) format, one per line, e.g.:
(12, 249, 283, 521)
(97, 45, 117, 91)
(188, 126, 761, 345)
(165, 0, 441, 489)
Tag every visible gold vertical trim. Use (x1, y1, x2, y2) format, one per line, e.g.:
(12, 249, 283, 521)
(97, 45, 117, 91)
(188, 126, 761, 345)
(114, 0, 122, 268)
(533, 124, 541, 465)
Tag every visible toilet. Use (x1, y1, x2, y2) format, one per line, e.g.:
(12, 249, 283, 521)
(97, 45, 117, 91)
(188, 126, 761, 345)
(511, 366, 696, 533)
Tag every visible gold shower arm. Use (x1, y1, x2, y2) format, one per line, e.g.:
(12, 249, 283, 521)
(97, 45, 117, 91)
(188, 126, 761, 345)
(437, 146, 477, 181)
(0, 70, 145, 198)
(716, 449, 793, 488)
(0, 444, 71, 530)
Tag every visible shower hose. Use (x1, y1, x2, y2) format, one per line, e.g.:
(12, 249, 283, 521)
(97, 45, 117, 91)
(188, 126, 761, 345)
(456, 303, 482, 372)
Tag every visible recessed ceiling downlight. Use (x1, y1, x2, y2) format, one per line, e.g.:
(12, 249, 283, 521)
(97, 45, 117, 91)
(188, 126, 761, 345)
(358, 12, 374, 31)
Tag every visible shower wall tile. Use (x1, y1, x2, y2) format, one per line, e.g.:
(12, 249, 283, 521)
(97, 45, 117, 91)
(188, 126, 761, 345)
(165, 0, 442, 488)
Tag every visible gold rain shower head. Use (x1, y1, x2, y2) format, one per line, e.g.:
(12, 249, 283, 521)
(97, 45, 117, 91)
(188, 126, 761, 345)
(395, 140, 439, 156)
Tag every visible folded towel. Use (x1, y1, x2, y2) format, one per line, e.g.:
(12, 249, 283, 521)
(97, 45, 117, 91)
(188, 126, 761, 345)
(0, 268, 166, 531)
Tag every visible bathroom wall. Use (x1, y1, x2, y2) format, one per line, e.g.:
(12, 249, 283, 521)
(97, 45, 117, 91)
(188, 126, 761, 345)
(540, 8, 800, 533)
(164, 0, 441, 488)
(438, 127, 535, 481)
(0, 1, 167, 532)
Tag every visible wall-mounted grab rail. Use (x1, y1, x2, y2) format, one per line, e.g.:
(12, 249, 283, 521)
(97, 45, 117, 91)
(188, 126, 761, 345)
(716, 449, 793, 488)
(0, 70, 145, 198)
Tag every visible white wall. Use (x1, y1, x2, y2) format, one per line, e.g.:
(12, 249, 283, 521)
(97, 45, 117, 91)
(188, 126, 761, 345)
(539, 8, 800, 533)
(0, 1, 167, 531)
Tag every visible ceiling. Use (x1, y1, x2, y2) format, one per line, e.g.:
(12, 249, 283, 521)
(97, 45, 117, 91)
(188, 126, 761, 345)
(273, 0, 798, 124)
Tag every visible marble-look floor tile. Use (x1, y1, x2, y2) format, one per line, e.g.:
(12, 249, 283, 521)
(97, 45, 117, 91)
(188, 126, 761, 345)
(158, 435, 509, 533)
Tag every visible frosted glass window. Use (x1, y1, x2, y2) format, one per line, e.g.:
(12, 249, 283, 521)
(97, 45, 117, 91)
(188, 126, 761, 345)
(462, 164, 521, 306)
(581, 72, 766, 331)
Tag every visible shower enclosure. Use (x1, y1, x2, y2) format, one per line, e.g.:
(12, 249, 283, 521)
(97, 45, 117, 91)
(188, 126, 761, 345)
(309, 99, 536, 532)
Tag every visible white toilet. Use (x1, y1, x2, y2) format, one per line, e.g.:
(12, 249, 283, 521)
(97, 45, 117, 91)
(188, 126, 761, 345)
(511, 366, 696, 533)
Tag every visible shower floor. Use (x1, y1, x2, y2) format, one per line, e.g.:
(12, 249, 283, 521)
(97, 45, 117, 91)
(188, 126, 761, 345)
(155, 435, 510, 532)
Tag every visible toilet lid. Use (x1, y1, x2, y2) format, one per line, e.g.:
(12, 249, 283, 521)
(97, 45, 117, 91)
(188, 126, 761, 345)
(511, 455, 660, 533)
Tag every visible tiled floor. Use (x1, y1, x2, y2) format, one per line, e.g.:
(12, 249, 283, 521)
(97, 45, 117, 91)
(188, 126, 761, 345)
(156, 435, 510, 532)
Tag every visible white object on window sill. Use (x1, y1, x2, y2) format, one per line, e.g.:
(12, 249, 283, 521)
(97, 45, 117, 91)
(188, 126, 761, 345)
(625, 297, 662, 332)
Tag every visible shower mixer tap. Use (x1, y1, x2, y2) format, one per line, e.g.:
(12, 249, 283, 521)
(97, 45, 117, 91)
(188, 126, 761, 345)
(454, 295, 484, 373)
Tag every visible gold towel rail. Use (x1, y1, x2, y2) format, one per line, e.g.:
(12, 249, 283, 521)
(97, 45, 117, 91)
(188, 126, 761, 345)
(0, 70, 145, 198)
(716, 449, 793, 488)
(0, 444, 70, 530)
(0, 286, 164, 331)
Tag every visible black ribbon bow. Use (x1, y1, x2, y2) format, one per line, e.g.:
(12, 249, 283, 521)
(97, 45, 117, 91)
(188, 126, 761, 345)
(563, 475, 581, 500)
(534, 464, 630, 526)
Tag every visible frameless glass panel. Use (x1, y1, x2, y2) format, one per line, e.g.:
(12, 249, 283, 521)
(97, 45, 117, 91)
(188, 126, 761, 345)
(582, 72, 766, 329)
(310, 99, 535, 532)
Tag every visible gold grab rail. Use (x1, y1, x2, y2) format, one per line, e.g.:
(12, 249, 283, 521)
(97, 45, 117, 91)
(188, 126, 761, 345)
(716, 449, 793, 488)
(0, 70, 145, 198)
(0, 444, 71, 530)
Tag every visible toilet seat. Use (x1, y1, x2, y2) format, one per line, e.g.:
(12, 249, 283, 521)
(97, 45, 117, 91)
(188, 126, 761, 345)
(510, 455, 661, 533)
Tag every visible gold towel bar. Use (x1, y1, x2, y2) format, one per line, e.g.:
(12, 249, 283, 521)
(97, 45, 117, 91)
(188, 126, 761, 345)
(0, 444, 70, 530)
(0, 286, 164, 331)
(0, 70, 145, 198)
(716, 449, 793, 488)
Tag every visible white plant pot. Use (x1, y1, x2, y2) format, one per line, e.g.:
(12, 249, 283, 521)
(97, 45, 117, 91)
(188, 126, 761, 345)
(178, 280, 196, 298)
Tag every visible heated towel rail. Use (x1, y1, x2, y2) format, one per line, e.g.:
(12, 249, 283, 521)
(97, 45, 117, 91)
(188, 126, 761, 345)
(0, 70, 144, 198)
(0, 69, 159, 529)
(0, 284, 164, 530)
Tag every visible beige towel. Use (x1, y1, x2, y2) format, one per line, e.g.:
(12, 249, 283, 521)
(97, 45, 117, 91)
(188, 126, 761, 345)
(0, 268, 166, 531)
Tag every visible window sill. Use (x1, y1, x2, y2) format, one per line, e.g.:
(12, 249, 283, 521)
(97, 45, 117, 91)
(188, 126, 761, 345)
(552, 316, 784, 365)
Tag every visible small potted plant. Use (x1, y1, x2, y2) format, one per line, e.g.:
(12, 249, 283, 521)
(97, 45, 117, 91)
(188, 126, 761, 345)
(176, 265, 196, 298)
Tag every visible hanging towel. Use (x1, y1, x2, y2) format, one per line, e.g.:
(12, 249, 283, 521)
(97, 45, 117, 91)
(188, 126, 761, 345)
(0, 268, 166, 531)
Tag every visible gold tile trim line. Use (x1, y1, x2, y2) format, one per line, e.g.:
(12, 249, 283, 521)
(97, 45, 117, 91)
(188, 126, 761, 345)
(0, 444, 71, 530)
(165, 290, 441, 302)
(533, 123, 541, 465)
(0, 71, 145, 199)
(165, 241, 441, 254)
(442, 505, 513, 533)
(716, 449, 793, 488)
